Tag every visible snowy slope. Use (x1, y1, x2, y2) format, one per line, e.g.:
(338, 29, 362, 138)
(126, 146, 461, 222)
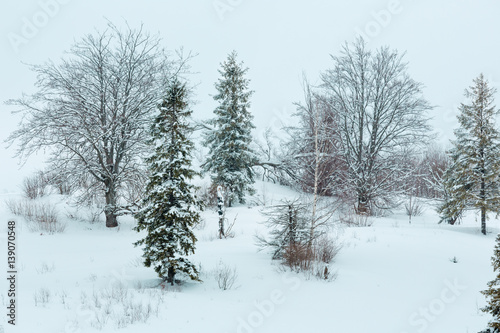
(1, 181, 498, 333)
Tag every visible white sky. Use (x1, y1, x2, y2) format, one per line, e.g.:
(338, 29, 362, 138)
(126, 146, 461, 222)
(1, 0, 500, 192)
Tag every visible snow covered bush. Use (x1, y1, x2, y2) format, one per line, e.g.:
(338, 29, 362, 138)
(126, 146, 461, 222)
(195, 182, 218, 208)
(339, 208, 373, 227)
(6, 199, 65, 234)
(257, 199, 340, 278)
(405, 195, 425, 223)
(26, 202, 65, 234)
(76, 282, 164, 330)
(213, 260, 238, 291)
(22, 171, 50, 199)
(34, 288, 51, 306)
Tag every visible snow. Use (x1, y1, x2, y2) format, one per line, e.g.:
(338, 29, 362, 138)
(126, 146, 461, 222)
(2, 2, 500, 330)
(1, 181, 498, 332)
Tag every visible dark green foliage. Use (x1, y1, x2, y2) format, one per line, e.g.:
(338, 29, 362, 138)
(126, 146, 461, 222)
(203, 51, 257, 206)
(134, 79, 202, 285)
(482, 234, 500, 332)
(438, 74, 500, 234)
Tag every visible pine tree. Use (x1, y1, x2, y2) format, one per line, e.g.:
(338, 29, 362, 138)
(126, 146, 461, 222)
(203, 51, 256, 207)
(134, 79, 202, 285)
(482, 234, 500, 331)
(438, 74, 500, 234)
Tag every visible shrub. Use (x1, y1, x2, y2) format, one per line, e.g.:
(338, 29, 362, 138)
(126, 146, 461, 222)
(213, 260, 238, 291)
(405, 196, 425, 220)
(22, 171, 50, 199)
(282, 243, 313, 271)
(46, 171, 73, 195)
(5, 199, 65, 234)
(27, 202, 66, 234)
(339, 209, 373, 227)
(196, 182, 218, 208)
(314, 235, 340, 264)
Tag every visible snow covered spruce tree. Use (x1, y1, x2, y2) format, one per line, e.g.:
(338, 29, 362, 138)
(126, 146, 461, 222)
(6, 23, 190, 227)
(482, 234, 500, 331)
(203, 51, 257, 207)
(134, 79, 202, 285)
(439, 74, 500, 234)
(320, 38, 432, 215)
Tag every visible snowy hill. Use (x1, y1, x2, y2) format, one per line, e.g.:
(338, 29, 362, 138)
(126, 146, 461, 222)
(1, 181, 497, 332)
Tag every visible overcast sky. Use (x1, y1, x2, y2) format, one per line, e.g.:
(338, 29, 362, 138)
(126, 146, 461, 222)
(1, 0, 499, 192)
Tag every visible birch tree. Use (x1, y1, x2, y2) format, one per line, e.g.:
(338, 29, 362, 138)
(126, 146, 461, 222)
(291, 79, 341, 245)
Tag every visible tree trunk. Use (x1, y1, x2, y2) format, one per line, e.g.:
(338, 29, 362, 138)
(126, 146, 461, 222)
(217, 186, 225, 239)
(104, 178, 118, 228)
(481, 176, 486, 235)
(167, 266, 175, 286)
(481, 147, 486, 235)
(481, 207, 486, 235)
(357, 194, 370, 215)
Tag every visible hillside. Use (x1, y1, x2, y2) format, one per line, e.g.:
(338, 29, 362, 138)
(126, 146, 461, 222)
(1, 180, 497, 333)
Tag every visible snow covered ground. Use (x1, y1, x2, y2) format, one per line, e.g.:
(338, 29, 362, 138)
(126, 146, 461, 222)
(1, 180, 498, 333)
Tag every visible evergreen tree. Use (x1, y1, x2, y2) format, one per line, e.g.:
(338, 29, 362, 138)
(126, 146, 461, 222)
(438, 74, 500, 234)
(203, 51, 256, 206)
(482, 234, 500, 331)
(134, 79, 202, 285)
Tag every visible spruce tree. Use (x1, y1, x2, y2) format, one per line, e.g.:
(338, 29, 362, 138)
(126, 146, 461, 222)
(482, 233, 500, 331)
(439, 74, 500, 235)
(203, 51, 256, 206)
(134, 79, 202, 285)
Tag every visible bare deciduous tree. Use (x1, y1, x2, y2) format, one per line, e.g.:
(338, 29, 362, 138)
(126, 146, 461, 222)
(320, 38, 432, 215)
(6, 22, 191, 227)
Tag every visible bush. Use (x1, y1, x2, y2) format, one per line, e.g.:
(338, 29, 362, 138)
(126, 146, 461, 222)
(5, 199, 66, 234)
(213, 260, 238, 291)
(46, 171, 73, 195)
(196, 182, 218, 208)
(27, 202, 65, 234)
(282, 236, 340, 274)
(405, 196, 425, 219)
(22, 171, 50, 199)
(314, 235, 340, 264)
(34, 288, 51, 306)
(282, 243, 313, 271)
(339, 209, 373, 227)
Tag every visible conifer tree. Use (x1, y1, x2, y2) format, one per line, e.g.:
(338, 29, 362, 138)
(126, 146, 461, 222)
(482, 233, 500, 331)
(134, 79, 202, 285)
(438, 74, 500, 234)
(203, 51, 256, 207)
